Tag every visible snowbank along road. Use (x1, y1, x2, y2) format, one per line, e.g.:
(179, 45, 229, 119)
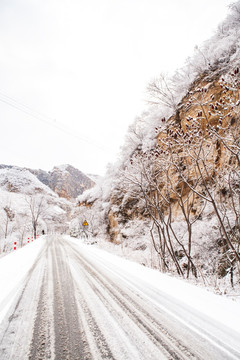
(0, 235, 239, 359)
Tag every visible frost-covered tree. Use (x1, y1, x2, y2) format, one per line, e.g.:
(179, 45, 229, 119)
(2, 205, 15, 239)
(76, 3, 240, 288)
(25, 195, 48, 239)
(0, 202, 15, 253)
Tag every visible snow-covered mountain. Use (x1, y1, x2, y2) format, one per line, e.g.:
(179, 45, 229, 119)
(0, 165, 55, 195)
(30, 164, 95, 200)
(76, 2, 240, 295)
(0, 164, 95, 200)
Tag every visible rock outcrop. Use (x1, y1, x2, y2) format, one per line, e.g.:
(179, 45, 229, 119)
(31, 165, 95, 200)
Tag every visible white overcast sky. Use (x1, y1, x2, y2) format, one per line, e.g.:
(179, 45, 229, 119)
(0, 0, 234, 175)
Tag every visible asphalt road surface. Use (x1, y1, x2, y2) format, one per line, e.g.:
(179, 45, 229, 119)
(0, 236, 239, 360)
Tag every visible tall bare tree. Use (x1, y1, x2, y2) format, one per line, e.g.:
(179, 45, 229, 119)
(25, 195, 48, 239)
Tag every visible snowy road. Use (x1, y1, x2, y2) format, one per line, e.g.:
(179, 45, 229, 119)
(0, 236, 240, 360)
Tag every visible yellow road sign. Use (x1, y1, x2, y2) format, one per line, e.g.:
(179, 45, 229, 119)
(82, 220, 88, 226)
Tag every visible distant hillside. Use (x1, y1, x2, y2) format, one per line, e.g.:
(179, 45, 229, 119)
(0, 165, 54, 195)
(30, 164, 95, 200)
(87, 173, 102, 184)
(0, 164, 95, 200)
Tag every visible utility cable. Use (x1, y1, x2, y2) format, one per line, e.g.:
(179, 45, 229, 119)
(0, 91, 113, 153)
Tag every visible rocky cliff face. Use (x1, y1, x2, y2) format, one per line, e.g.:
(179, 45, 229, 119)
(77, 3, 240, 289)
(30, 165, 95, 200)
(106, 66, 240, 234)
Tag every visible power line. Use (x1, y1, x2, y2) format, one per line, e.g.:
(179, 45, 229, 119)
(0, 91, 113, 153)
(0, 90, 55, 122)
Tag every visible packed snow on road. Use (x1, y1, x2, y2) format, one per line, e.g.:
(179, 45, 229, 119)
(0, 235, 239, 360)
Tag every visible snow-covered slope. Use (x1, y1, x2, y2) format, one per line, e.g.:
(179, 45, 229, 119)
(0, 166, 55, 195)
(0, 166, 72, 253)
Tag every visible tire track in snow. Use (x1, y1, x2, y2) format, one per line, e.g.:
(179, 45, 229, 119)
(65, 238, 240, 360)
(1, 235, 239, 360)
(56, 237, 116, 360)
(29, 236, 92, 360)
(66, 241, 198, 360)
(51, 241, 92, 360)
(28, 268, 53, 360)
(28, 239, 55, 360)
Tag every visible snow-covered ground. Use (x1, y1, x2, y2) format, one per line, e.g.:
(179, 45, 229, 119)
(0, 237, 45, 323)
(0, 235, 239, 359)
(68, 236, 240, 334)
